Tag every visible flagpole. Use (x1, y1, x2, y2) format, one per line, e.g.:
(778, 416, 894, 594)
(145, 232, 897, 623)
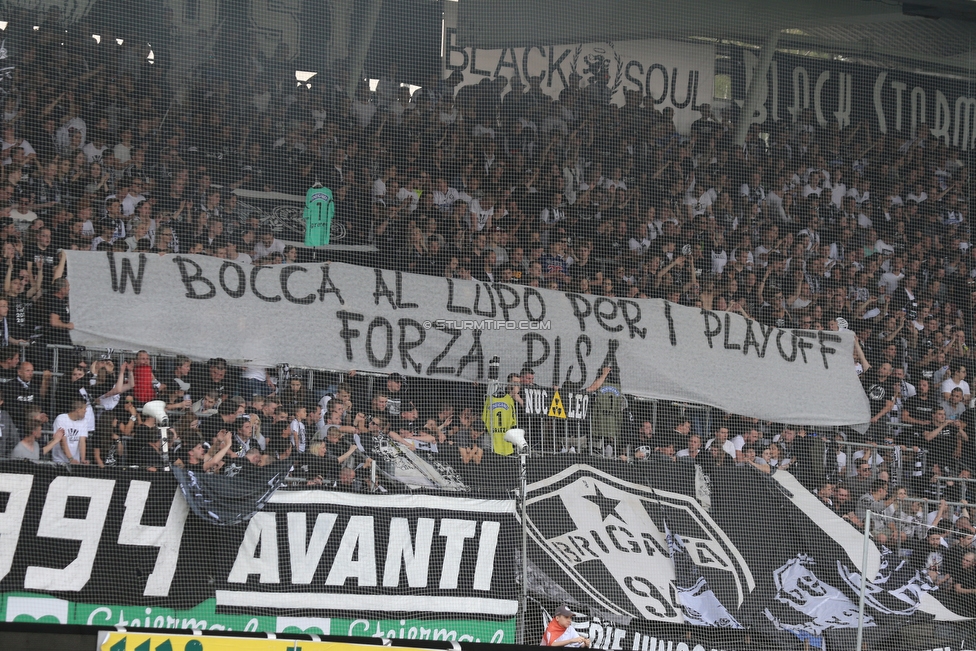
(502, 426, 529, 646)
(518, 447, 527, 645)
(855, 510, 870, 651)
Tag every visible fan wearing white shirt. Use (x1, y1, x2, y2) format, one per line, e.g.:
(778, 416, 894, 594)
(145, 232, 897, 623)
(50, 399, 90, 465)
(120, 178, 148, 216)
(765, 186, 790, 223)
(601, 167, 628, 192)
(907, 183, 928, 204)
(395, 179, 422, 212)
(827, 168, 847, 208)
(374, 63, 400, 108)
(371, 165, 397, 202)
(290, 405, 309, 454)
(878, 257, 904, 294)
(802, 171, 825, 198)
(710, 234, 729, 274)
(789, 163, 809, 192)
(431, 177, 471, 212)
(1, 125, 36, 166)
(628, 223, 653, 255)
(941, 362, 971, 403)
(698, 172, 729, 212)
(82, 132, 109, 163)
(847, 178, 871, 206)
(705, 426, 737, 460)
(468, 195, 496, 232)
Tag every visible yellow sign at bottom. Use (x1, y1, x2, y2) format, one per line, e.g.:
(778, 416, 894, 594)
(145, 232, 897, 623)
(98, 631, 442, 651)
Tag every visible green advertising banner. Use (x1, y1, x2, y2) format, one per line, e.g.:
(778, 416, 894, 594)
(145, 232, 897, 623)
(2, 593, 515, 643)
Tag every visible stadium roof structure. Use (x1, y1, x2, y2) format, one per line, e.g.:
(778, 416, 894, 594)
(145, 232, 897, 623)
(455, 0, 976, 79)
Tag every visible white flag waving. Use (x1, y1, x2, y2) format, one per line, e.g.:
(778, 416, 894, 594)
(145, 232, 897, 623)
(664, 520, 742, 628)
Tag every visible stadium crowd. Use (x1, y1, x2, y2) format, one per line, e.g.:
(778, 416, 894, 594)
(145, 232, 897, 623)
(0, 4, 975, 612)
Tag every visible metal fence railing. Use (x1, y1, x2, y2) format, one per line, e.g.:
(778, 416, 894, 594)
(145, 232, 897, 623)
(25, 345, 917, 477)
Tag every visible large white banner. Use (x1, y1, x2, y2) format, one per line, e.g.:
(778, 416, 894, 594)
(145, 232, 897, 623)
(65, 252, 869, 427)
(444, 7, 715, 135)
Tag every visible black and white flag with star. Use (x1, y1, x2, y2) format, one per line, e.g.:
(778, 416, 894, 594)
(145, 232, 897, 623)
(523, 463, 753, 624)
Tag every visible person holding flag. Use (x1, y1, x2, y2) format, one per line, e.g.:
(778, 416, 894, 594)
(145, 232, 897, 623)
(541, 605, 590, 647)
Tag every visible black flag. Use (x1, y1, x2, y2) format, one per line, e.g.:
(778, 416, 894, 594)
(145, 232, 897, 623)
(172, 461, 292, 526)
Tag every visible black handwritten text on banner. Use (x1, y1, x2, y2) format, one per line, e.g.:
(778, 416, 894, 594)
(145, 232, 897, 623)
(445, 35, 715, 136)
(735, 48, 976, 149)
(443, 6, 714, 136)
(65, 252, 870, 427)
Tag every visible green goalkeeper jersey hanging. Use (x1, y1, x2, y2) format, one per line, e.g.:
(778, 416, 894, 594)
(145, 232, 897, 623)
(304, 185, 335, 246)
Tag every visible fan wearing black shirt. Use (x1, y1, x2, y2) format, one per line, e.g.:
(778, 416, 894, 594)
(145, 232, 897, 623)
(862, 364, 896, 442)
(130, 426, 167, 471)
(228, 416, 257, 462)
(6, 268, 40, 345)
(25, 228, 58, 286)
(41, 277, 73, 360)
(356, 393, 390, 431)
(324, 426, 359, 468)
(900, 378, 939, 475)
(395, 402, 438, 453)
(0, 346, 20, 383)
(592, 219, 617, 260)
(826, 292, 854, 327)
(910, 346, 947, 388)
(264, 419, 294, 460)
(0, 299, 14, 349)
(383, 373, 413, 418)
(568, 241, 597, 284)
(193, 357, 236, 403)
(304, 441, 339, 485)
(904, 379, 939, 431)
(4, 360, 50, 432)
(128, 406, 169, 468)
(923, 408, 960, 471)
(198, 400, 242, 440)
(890, 273, 920, 317)
(157, 355, 193, 397)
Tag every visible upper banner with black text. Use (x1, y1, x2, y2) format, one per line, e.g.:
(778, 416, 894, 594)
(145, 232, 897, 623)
(443, 5, 714, 135)
(733, 47, 976, 149)
(64, 252, 869, 427)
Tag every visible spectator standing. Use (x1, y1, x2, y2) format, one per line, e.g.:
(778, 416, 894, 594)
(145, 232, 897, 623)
(50, 399, 89, 465)
(9, 421, 60, 461)
(4, 361, 49, 432)
(131, 350, 160, 404)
